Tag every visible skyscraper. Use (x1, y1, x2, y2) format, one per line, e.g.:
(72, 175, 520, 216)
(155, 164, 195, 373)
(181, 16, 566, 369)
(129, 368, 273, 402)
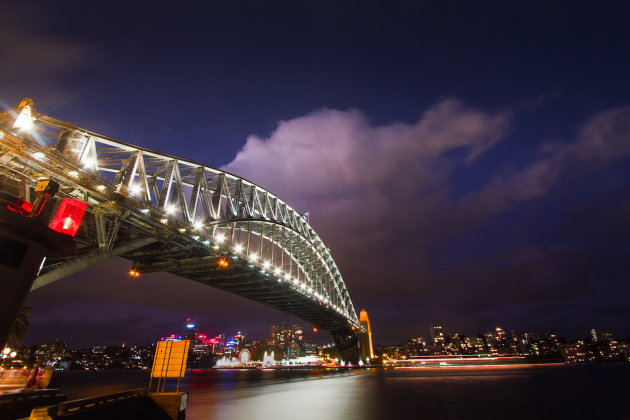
(269, 323, 303, 359)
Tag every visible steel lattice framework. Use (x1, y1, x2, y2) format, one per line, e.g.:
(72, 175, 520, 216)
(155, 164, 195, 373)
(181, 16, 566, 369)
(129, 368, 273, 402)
(0, 99, 360, 332)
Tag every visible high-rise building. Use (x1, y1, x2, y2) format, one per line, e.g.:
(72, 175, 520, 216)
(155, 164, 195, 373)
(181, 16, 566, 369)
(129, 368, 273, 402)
(184, 318, 199, 344)
(431, 325, 445, 345)
(269, 323, 303, 359)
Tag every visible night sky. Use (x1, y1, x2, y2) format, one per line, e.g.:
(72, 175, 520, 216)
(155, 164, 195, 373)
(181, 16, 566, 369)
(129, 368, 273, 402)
(3, 1, 630, 347)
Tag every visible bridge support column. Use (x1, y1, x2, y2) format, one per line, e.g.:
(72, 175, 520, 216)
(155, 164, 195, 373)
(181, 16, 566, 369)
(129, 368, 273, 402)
(332, 328, 361, 366)
(0, 207, 73, 348)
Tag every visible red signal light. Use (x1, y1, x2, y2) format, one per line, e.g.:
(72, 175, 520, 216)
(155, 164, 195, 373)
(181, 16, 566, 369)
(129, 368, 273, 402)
(49, 198, 87, 237)
(6, 198, 33, 216)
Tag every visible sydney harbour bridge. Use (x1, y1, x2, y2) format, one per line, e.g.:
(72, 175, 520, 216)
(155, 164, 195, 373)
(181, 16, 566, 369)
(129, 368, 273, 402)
(0, 99, 370, 363)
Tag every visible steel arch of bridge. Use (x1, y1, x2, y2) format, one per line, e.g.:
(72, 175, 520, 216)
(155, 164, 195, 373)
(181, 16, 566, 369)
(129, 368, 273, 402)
(0, 99, 360, 332)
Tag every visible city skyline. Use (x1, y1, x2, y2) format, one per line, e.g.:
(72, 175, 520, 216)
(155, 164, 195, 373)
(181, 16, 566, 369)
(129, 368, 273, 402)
(2, 1, 629, 346)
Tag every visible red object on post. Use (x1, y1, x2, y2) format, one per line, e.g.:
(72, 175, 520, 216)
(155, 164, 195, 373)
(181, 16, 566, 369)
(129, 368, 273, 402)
(49, 198, 87, 237)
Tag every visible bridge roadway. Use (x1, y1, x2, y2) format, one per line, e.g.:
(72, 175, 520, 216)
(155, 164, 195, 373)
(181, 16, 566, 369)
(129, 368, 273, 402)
(0, 99, 363, 362)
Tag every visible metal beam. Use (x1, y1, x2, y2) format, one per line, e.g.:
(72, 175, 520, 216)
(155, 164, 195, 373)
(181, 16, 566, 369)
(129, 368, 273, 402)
(31, 238, 157, 290)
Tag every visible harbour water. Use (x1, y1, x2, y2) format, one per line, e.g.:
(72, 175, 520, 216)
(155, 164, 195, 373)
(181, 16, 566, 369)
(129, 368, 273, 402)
(49, 364, 630, 419)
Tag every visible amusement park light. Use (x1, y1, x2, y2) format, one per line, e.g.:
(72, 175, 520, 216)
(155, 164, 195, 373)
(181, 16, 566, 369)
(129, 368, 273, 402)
(160, 218, 168, 224)
(96, 185, 106, 191)
(212, 245, 219, 250)
(139, 208, 150, 214)
(178, 228, 186, 233)
(2, 348, 10, 355)
(32, 152, 45, 160)
(68, 171, 79, 177)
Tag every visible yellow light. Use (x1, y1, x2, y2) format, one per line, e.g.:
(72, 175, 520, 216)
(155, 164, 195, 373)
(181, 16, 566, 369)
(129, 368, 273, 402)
(13, 101, 35, 131)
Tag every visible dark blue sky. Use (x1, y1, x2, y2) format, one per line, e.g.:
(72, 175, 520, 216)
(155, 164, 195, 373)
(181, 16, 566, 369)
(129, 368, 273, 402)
(3, 0, 630, 346)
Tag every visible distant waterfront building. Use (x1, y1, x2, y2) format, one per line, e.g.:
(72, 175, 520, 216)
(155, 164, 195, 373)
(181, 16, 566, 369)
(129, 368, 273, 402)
(269, 323, 303, 359)
(184, 318, 199, 344)
(431, 325, 445, 345)
(465, 337, 486, 354)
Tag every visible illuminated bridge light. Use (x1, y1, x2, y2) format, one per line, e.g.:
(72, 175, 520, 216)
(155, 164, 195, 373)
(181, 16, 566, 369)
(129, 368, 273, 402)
(262, 260, 270, 269)
(233, 244, 243, 253)
(215, 233, 225, 243)
(49, 198, 87, 237)
(193, 221, 204, 230)
(68, 170, 79, 178)
(82, 158, 96, 169)
(165, 204, 177, 215)
(128, 183, 142, 195)
(160, 218, 168, 224)
(96, 185, 106, 191)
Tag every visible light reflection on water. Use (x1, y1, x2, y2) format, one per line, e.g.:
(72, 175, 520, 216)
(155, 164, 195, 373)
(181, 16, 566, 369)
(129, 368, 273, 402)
(188, 371, 373, 420)
(50, 365, 630, 420)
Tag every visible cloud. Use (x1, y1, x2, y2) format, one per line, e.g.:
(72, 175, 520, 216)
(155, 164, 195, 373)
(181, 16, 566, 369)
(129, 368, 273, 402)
(223, 100, 630, 342)
(469, 105, 630, 216)
(0, 20, 98, 110)
(225, 99, 510, 253)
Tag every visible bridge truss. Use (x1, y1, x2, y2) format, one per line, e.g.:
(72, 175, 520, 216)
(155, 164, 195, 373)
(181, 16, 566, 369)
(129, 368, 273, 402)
(0, 99, 360, 334)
